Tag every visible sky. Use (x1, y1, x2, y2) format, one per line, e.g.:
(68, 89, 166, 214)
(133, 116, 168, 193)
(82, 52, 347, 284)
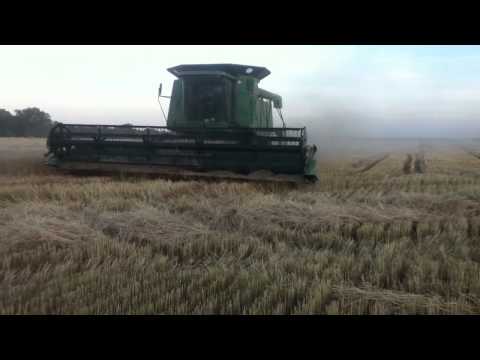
(1, 45, 480, 138)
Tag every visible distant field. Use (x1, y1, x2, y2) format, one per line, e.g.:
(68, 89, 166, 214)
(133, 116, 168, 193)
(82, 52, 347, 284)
(2, 137, 480, 314)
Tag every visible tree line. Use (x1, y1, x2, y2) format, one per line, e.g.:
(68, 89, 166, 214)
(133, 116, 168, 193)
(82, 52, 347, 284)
(0, 108, 54, 137)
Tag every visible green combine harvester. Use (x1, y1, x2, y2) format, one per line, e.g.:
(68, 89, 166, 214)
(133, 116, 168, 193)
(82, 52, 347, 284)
(46, 64, 318, 183)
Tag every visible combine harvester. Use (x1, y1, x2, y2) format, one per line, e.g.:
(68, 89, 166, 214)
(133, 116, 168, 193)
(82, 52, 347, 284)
(46, 64, 318, 184)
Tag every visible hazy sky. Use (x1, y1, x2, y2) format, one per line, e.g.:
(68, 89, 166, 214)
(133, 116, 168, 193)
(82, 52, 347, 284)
(2, 45, 480, 137)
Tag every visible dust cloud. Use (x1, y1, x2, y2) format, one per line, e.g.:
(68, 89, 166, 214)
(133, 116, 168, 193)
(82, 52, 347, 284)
(280, 96, 480, 160)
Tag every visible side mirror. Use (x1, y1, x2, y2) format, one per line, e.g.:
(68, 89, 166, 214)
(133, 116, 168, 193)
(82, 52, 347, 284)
(158, 83, 162, 97)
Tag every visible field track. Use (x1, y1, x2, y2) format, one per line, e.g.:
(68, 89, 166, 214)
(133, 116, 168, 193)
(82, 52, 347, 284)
(2, 137, 480, 314)
(355, 154, 390, 173)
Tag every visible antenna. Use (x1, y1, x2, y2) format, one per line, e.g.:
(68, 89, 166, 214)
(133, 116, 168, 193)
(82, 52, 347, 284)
(157, 83, 170, 123)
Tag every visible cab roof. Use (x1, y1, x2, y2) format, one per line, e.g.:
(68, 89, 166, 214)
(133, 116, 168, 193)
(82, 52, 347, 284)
(167, 64, 271, 80)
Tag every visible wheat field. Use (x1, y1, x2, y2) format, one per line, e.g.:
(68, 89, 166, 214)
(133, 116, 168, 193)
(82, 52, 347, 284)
(2, 137, 480, 314)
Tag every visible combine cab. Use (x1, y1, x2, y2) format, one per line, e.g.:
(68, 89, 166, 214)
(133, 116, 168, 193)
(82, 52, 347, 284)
(46, 64, 318, 183)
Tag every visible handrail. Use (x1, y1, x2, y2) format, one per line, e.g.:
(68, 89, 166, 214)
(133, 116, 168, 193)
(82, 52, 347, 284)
(55, 123, 305, 132)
